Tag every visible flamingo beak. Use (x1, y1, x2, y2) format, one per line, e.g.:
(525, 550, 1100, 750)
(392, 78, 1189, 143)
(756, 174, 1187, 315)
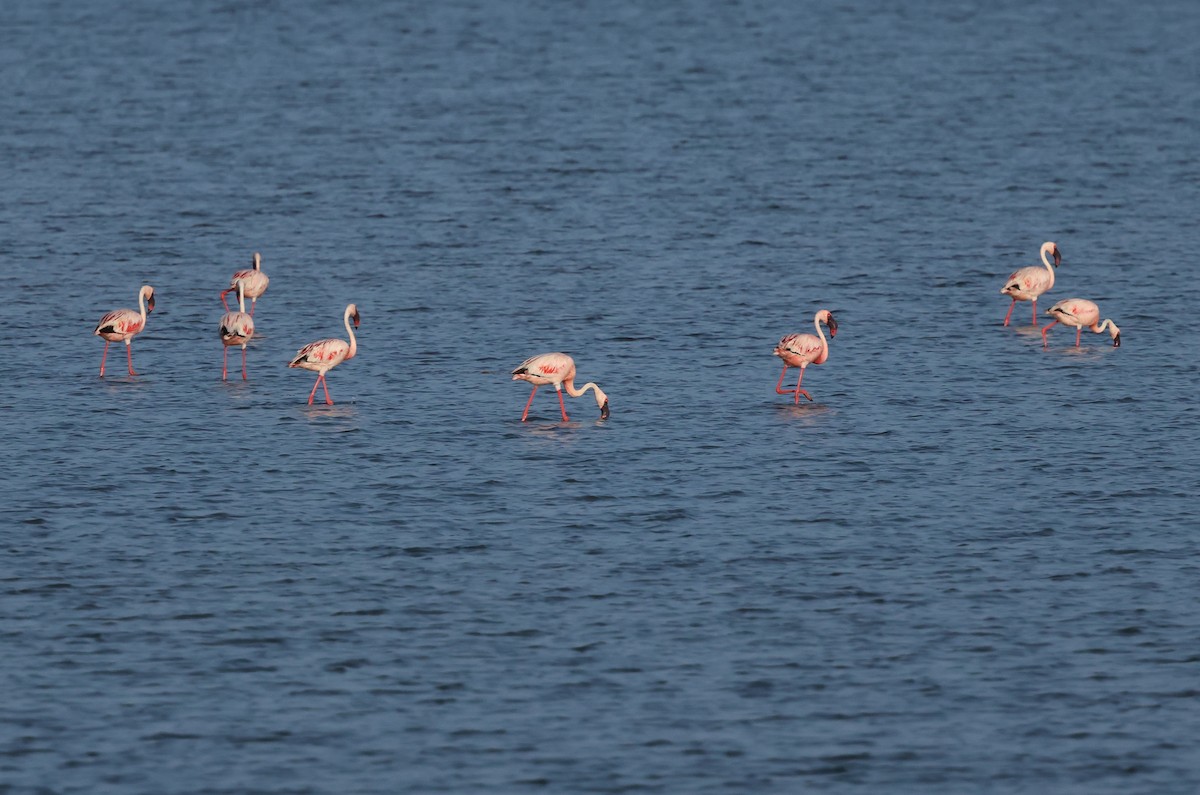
(147, 295, 156, 312)
(1052, 248, 1062, 267)
(827, 314, 838, 338)
(599, 400, 610, 420)
(352, 311, 361, 328)
(1113, 332, 1121, 348)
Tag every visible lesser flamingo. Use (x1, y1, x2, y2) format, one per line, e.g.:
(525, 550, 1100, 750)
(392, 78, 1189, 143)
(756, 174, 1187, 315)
(773, 310, 838, 404)
(288, 303, 360, 405)
(94, 285, 155, 377)
(1000, 241, 1061, 326)
(512, 352, 610, 422)
(219, 279, 256, 380)
(1041, 299, 1121, 349)
(221, 252, 269, 316)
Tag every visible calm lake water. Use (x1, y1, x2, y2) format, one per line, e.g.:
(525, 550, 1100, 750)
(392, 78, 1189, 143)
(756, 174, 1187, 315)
(2, 0, 1199, 792)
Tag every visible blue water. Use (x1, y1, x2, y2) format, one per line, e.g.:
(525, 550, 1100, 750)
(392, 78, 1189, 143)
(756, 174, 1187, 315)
(3, 1, 1199, 792)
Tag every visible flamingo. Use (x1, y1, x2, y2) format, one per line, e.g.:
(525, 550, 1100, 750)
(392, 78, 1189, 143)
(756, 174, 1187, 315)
(219, 279, 256, 380)
(94, 285, 155, 377)
(511, 352, 610, 422)
(1000, 241, 1061, 326)
(1041, 299, 1121, 349)
(773, 310, 838, 404)
(288, 303, 360, 405)
(221, 252, 269, 315)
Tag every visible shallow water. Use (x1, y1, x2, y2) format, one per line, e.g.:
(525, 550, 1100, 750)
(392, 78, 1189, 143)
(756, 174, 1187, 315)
(2, 0, 1199, 792)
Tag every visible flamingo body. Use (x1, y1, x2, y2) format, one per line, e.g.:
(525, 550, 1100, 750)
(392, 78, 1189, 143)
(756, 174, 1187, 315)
(1041, 298, 1121, 349)
(219, 280, 255, 380)
(773, 310, 837, 404)
(289, 303, 360, 404)
(221, 252, 269, 315)
(94, 285, 155, 377)
(512, 352, 610, 422)
(1000, 241, 1061, 326)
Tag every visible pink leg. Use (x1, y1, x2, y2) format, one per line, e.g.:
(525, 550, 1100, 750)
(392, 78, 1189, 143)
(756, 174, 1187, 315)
(774, 365, 791, 394)
(249, 298, 256, 317)
(1041, 320, 1059, 348)
(222, 346, 229, 380)
(126, 343, 138, 376)
(241, 346, 248, 380)
(793, 367, 812, 404)
(1031, 298, 1038, 326)
(556, 387, 569, 421)
(99, 341, 110, 377)
(1003, 299, 1016, 327)
(1075, 327, 1082, 347)
(307, 376, 321, 405)
(220, 289, 230, 312)
(320, 374, 333, 405)
(521, 386, 538, 421)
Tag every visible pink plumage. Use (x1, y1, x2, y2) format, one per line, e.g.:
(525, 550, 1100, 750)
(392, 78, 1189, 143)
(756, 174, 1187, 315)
(288, 303, 361, 405)
(220, 252, 270, 316)
(773, 310, 837, 404)
(1000, 241, 1061, 327)
(94, 285, 155, 377)
(219, 279, 256, 380)
(1041, 298, 1121, 349)
(511, 352, 610, 422)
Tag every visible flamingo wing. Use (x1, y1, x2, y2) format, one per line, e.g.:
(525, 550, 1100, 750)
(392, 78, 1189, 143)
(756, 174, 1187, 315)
(290, 338, 349, 368)
(95, 308, 142, 336)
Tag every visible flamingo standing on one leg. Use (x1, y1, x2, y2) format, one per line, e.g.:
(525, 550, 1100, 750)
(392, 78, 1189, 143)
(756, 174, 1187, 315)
(219, 279, 256, 380)
(1041, 299, 1121, 349)
(1000, 241, 1061, 326)
(288, 303, 360, 405)
(511, 352, 610, 422)
(221, 252, 269, 315)
(773, 310, 838, 404)
(94, 285, 156, 377)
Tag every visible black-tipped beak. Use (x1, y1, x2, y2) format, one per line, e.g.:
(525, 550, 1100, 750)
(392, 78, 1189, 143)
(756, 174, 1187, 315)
(1113, 332, 1121, 348)
(827, 314, 838, 338)
(147, 296, 156, 312)
(1052, 248, 1062, 267)
(599, 400, 610, 420)
(352, 311, 361, 328)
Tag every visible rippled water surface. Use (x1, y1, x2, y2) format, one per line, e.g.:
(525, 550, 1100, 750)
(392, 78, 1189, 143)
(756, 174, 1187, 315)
(3, 1, 1199, 792)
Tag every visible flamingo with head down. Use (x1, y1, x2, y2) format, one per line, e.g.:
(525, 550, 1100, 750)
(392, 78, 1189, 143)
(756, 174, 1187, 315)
(511, 352, 609, 422)
(773, 309, 838, 404)
(288, 303, 361, 405)
(1000, 241, 1061, 326)
(1041, 299, 1121, 349)
(94, 285, 155, 377)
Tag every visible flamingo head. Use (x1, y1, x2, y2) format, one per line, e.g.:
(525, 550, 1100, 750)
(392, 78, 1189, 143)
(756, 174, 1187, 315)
(592, 386, 610, 420)
(1043, 241, 1061, 267)
(349, 304, 361, 328)
(142, 285, 156, 312)
(1113, 331, 1121, 348)
(822, 310, 838, 338)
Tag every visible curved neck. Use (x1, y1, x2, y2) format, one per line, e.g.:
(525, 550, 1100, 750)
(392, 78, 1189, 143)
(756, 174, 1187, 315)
(565, 379, 606, 407)
(237, 281, 247, 313)
(138, 289, 148, 321)
(1040, 247, 1056, 288)
(344, 307, 358, 359)
(1095, 318, 1120, 339)
(813, 314, 829, 357)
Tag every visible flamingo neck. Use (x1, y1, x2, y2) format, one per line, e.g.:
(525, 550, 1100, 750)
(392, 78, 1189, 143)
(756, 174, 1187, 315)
(1094, 318, 1120, 340)
(237, 281, 247, 314)
(1040, 246, 1056, 289)
(138, 289, 149, 321)
(344, 307, 358, 359)
(813, 314, 829, 358)
(565, 379, 606, 408)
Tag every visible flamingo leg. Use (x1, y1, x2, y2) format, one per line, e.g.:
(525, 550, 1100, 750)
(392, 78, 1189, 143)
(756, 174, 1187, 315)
(320, 374, 333, 405)
(222, 346, 229, 380)
(241, 346, 248, 380)
(1031, 298, 1038, 326)
(1041, 320, 1059, 348)
(99, 341, 110, 377)
(220, 290, 230, 312)
(249, 298, 256, 317)
(521, 386, 538, 422)
(774, 365, 792, 394)
(1075, 327, 1082, 347)
(126, 341, 138, 376)
(556, 386, 569, 421)
(307, 376, 321, 405)
(1003, 298, 1017, 327)
(793, 367, 812, 404)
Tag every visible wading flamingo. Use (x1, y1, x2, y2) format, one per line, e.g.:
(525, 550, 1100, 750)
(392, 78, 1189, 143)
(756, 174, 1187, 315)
(288, 303, 360, 405)
(512, 352, 610, 422)
(1041, 299, 1121, 349)
(773, 310, 837, 404)
(221, 252, 269, 315)
(219, 279, 256, 380)
(1000, 241, 1061, 326)
(94, 285, 155, 377)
